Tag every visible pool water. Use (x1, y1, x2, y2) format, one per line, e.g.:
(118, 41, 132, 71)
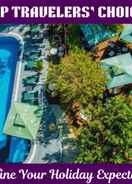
(0, 36, 18, 148)
(0, 36, 30, 163)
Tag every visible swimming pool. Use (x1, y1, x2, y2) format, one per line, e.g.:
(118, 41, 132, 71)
(0, 35, 30, 163)
(0, 36, 19, 149)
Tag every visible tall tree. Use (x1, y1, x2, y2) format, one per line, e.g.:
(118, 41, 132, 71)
(75, 95, 132, 164)
(47, 49, 106, 107)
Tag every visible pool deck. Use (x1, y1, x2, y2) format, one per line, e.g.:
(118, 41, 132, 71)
(6, 27, 43, 103)
(0, 25, 78, 163)
(11, 34, 24, 103)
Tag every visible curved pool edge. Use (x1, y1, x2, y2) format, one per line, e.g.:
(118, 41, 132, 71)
(0, 33, 24, 149)
(23, 140, 37, 163)
(7, 32, 24, 103)
(0, 32, 24, 102)
(0, 32, 31, 163)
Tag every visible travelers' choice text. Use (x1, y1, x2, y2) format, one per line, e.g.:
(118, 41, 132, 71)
(1, 6, 132, 18)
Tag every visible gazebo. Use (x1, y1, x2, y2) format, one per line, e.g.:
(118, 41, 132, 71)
(3, 103, 42, 140)
(101, 53, 132, 89)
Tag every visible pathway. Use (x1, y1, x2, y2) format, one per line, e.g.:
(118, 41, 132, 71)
(23, 25, 64, 163)
(23, 25, 78, 163)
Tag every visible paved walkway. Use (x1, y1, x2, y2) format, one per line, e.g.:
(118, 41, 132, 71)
(25, 101, 78, 163)
(21, 25, 78, 163)
(23, 25, 63, 163)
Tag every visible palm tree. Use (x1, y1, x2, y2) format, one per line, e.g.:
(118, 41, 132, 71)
(34, 60, 43, 73)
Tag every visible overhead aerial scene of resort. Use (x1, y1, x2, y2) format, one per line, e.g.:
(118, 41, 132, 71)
(0, 24, 132, 163)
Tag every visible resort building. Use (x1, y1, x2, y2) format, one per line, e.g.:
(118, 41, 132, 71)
(0, 24, 132, 164)
(101, 53, 132, 92)
(81, 24, 132, 94)
(120, 24, 132, 43)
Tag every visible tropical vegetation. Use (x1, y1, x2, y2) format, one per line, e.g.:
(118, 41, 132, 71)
(34, 60, 43, 73)
(47, 49, 106, 107)
(107, 24, 124, 33)
(75, 95, 132, 163)
(47, 24, 131, 164)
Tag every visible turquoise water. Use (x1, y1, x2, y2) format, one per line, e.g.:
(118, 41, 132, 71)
(0, 36, 30, 163)
(0, 36, 19, 149)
